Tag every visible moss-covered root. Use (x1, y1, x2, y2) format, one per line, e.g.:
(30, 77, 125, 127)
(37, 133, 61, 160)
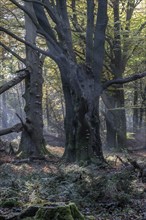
(35, 203, 85, 220)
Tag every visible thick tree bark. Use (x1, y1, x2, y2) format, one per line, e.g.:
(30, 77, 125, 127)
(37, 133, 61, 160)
(18, 2, 47, 158)
(19, 55, 47, 157)
(58, 0, 107, 163)
(60, 63, 104, 163)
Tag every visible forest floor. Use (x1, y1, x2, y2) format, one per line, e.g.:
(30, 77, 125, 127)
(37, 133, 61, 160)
(0, 145, 146, 220)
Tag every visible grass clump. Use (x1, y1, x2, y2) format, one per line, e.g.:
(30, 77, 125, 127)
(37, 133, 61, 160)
(0, 198, 20, 208)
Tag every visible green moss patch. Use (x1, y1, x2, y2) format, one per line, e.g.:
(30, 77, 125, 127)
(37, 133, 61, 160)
(0, 199, 20, 208)
(35, 203, 85, 220)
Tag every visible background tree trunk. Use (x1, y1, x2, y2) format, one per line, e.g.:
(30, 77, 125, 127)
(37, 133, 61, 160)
(105, 86, 127, 149)
(133, 81, 139, 132)
(1, 92, 8, 128)
(115, 87, 127, 148)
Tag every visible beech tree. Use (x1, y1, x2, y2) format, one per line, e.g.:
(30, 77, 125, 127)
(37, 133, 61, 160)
(1, 0, 108, 162)
(18, 2, 47, 157)
(0, 0, 47, 157)
(104, 0, 146, 149)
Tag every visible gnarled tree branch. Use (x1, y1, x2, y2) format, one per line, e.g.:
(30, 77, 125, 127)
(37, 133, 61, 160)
(102, 71, 146, 91)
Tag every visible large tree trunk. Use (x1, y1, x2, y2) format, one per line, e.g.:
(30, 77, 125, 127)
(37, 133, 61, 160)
(18, 3, 47, 158)
(18, 54, 47, 157)
(60, 64, 104, 163)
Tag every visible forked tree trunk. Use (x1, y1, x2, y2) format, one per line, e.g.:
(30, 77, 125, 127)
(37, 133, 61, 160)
(60, 64, 104, 163)
(31, 0, 107, 163)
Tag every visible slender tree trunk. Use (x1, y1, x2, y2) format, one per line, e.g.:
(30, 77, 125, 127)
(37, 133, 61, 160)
(133, 81, 139, 132)
(139, 81, 144, 128)
(16, 85, 24, 119)
(45, 88, 50, 129)
(115, 87, 127, 148)
(1, 92, 8, 128)
(105, 110, 117, 149)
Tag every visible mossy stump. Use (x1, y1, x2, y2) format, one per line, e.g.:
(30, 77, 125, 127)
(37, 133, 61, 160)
(35, 203, 85, 220)
(19, 203, 85, 220)
(0, 202, 95, 220)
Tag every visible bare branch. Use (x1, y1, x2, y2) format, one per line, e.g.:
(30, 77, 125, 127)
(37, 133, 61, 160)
(9, 0, 39, 27)
(135, 21, 146, 35)
(0, 69, 29, 95)
(103, 64, 112, 74)
(70, 0, 84, 33)
(4, 1, 62, 57)
(3, 4, 23, 27)
(22, 0, 59, 25)
(0, 27, 56, 59)
(102, 72, 146, 90)
(0, 41, 26, 64)
(0, 123, 22, 136)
